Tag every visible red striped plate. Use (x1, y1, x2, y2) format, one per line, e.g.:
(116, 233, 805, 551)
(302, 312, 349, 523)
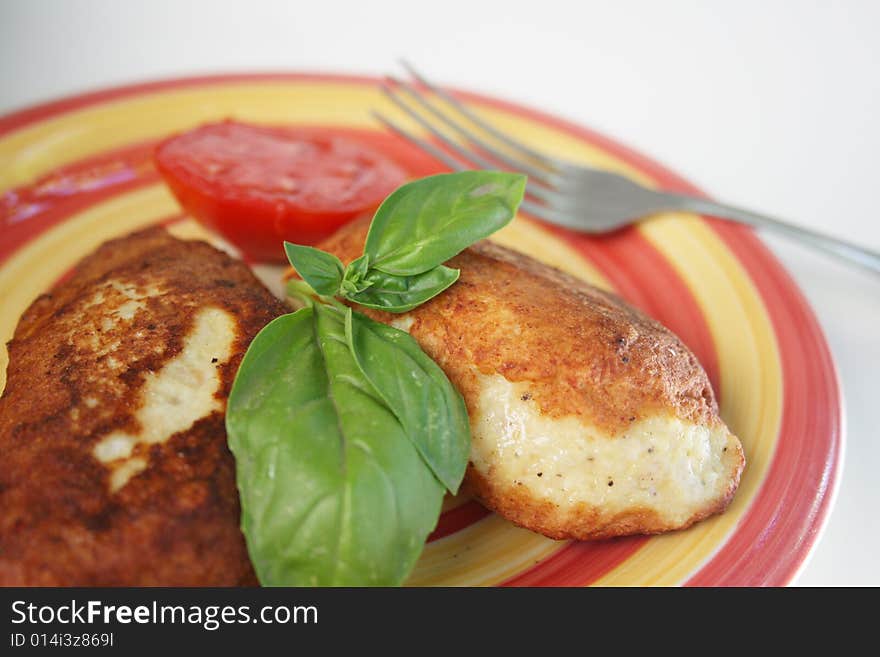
(0, 73, 843, 585)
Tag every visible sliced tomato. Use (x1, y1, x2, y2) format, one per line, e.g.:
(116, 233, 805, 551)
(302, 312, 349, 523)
(154, 121, 407, 262)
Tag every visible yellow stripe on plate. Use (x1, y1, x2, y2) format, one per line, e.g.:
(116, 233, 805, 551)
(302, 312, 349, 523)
(409, 516, 566, 587)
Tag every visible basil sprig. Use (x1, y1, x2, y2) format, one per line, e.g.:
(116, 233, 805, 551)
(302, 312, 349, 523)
(286, 171, 526, 312)
(226, 170, 525, 586)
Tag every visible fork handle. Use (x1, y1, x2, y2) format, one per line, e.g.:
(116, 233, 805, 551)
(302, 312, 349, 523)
(667, 194, 880, 274)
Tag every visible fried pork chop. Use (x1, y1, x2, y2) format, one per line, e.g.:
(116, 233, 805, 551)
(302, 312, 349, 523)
(0, 228, 286, 585)
(308, 218, 745, 540)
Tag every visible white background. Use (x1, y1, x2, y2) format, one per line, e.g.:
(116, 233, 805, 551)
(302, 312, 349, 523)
(2, 0, 878, 585)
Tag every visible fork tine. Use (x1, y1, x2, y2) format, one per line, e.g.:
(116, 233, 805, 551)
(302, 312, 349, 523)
(388, 75, 563, 189)
(371, 111, 469, 172)
(400, 60, 564, 171)
(373, 111, 575, 229)
(380, 84, 500, 170)
(380, 84, 564, 206)
(374, 112, 578, 228)
(375, 112, 586, 229)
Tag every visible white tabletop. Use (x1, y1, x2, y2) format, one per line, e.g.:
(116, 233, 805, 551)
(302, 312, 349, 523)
(2, 0, 878, 586)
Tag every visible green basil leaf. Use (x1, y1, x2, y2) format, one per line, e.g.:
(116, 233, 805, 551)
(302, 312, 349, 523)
(345, 254, 371, 281)
(340, 254, 372, 296)
(226, 305, 444, 586)
(345, 265, 460, 313)
(364, 171, 527, 276)
(346, 311, 471, 493)
(284, 242, 344, 296)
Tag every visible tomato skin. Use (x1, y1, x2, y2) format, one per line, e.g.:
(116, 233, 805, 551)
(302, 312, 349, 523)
(154, 121, 407, 262)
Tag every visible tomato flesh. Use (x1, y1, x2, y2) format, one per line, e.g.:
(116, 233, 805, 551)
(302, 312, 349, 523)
(154, 121, 407, 262)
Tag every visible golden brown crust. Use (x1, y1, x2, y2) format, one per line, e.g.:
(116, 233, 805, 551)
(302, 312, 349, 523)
(0, 228, 286, 586)
(315, 218, 720, 434)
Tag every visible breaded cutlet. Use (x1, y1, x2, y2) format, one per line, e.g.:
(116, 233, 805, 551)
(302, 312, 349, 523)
(0, 228, 286, 585)
(305, 218, 745, 540)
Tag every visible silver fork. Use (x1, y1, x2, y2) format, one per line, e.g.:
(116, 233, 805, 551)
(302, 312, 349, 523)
(373, 62, 880, 274)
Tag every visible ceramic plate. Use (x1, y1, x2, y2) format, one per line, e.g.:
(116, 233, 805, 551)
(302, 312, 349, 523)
(0, 73, 843, 585)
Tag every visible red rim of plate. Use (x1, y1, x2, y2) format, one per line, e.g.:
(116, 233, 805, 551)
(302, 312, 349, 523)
(0, 72, 844, 586)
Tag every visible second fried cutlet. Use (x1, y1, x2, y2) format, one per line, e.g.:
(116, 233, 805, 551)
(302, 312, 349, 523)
(304, 218, 745, 540)
(0, 227, 287, 585)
